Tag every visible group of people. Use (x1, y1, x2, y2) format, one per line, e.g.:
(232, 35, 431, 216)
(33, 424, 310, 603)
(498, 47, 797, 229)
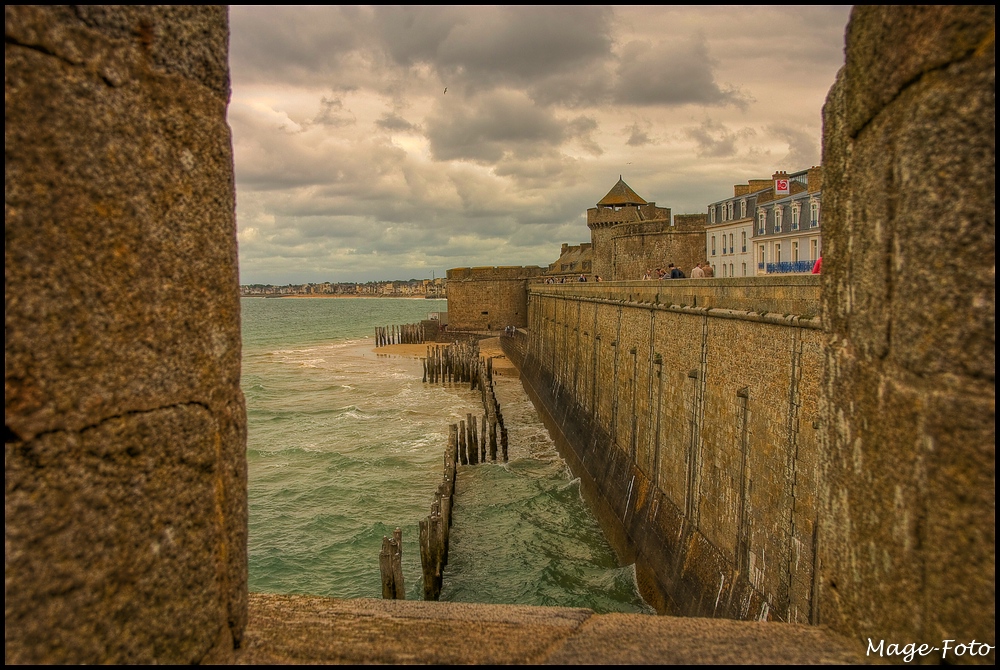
(543, 275, 604, 284)
(643, 262, 714, 280)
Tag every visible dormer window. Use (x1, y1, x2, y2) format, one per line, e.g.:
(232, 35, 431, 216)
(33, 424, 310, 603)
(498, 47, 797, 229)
(791, 204, 801, 230)
(774, 206, 782, 233)
(810, 200, 820, 227)
(710, 207, 716, 223)
(740, 199, 747, 218)
(757, 210, 766, 235)
(727, 202, 734, 220)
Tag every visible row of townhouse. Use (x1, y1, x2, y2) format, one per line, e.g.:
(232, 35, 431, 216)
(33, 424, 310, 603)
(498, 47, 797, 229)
(705, 166, 822, 277)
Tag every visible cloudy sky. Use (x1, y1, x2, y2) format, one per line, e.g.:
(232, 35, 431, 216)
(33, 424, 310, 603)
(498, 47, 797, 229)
(229, 6, 852, 285)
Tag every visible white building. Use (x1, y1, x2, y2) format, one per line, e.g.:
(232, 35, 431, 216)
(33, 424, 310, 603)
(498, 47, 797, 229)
(706, 178, 772, 278)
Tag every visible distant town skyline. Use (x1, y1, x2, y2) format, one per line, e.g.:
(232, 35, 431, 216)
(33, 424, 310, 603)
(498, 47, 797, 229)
(230, 6, 852, 285)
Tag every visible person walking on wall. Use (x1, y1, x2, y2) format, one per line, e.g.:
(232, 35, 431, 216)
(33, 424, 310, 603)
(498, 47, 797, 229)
(669, 263, 685, 279)
(691, 262, 705, 279)
(702, 262, 714, 278)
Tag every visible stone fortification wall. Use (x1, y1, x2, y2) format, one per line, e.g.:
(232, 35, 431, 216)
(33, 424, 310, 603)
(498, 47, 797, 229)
(514, 281, 824, 622)
(608, 216, 706, 281)
(5, 6, 246, 664)
(446, 266, 545, 331)
(819, 5, 994, 653)
(533, 276, 820, 317)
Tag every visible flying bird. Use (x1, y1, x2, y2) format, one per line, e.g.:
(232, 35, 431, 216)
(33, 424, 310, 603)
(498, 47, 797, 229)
(443, 87, 447, 94)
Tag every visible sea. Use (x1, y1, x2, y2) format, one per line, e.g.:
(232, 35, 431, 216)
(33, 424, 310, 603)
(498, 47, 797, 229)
(241, 296, 652, 613)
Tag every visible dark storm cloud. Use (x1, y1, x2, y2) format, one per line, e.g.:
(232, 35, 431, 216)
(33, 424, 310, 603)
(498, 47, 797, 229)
(685, 119, 756, 158)
(375, 6, 614, 90)
(425, 90, 576, 163)
(375, 112, 418, 132)
(614, 37, 751, 109)
(229, 6, 371, 85)
(624, 122, 654, 147)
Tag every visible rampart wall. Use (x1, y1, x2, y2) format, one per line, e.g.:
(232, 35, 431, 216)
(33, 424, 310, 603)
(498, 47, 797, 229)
(446, 266, 544, 331)
(511, 279, 824, 622)
(608, 222, 706, 281)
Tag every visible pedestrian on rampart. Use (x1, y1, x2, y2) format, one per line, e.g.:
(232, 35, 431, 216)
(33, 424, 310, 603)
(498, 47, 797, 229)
(668, 263, 685, 279)
(702, 262, 714, 278)
(691, 263, 705, 279)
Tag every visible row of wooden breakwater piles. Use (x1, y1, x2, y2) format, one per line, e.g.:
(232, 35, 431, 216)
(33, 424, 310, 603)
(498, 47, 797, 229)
(423, 341, 508, 464)
(379, 342, 512, 601)
(374, 322, 426, 347)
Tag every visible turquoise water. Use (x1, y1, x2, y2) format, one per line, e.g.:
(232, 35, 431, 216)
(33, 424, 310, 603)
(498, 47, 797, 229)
(242, 297, 651, 612)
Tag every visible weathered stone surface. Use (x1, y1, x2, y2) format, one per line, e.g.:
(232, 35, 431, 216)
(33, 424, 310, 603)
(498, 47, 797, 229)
(235, 594, 864, 665)
(5, 406, 226, 663)
(819, 5, 995, 659)
(5, 5, 245, 663)
(514, 282, 824, 625)
(842, 6, 995, 137)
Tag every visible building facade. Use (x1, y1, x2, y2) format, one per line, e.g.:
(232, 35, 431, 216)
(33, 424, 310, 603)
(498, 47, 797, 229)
(706, 178, 772, 278)
(707, 167, 823, 276)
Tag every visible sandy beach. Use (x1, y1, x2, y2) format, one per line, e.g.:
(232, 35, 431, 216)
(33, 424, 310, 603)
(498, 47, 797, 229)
(373, 337, 518, 378)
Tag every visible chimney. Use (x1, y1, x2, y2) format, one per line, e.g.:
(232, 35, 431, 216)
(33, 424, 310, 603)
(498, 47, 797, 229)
(561, 243, 568, 255)
(734, 184, 750, 197)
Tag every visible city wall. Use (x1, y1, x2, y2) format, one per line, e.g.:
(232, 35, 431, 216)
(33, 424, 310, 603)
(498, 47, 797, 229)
(508, 278, 825, 622)
(446, 266, 545, 331)
(608, 215, 707, 281)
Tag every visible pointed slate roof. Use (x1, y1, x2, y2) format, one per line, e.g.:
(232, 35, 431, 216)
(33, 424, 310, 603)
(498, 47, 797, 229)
(597, 177, 647, 206)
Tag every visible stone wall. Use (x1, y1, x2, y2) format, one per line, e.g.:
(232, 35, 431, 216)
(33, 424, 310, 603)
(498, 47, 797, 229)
(515, 279, 824, 623)
(446, 266, 545, 331)
(5, 6, 246, 664)
(819, 5, 995, 654)
(608, 218, 707, 281)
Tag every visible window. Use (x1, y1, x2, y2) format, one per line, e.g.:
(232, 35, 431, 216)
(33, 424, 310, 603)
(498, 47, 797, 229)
(728, 202, 734, 220)
(741, 231, 747, 253)
(729, 234, 734, 255)
(758, 244, 765, 269)
(811, 239, 818, 260)
(758, 210, 766, 235)
(810, 201, 820, 227)
(791, 204, 800, 230)
(730, 263, 734, 277)
(742, 262, 747, 276)
(722, 235, 727, 254)
(711, 235, 717, 255)
(740, 200, 747, 218)
(774, 207, 782, 233)
(775, 243, 781, 263)
(792, 241, 799, 262)
(710, 207, 715, 223)
(722, 264, 727, 277)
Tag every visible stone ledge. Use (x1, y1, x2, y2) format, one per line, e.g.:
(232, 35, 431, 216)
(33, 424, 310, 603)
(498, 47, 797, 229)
(228, 593, 865, 665)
